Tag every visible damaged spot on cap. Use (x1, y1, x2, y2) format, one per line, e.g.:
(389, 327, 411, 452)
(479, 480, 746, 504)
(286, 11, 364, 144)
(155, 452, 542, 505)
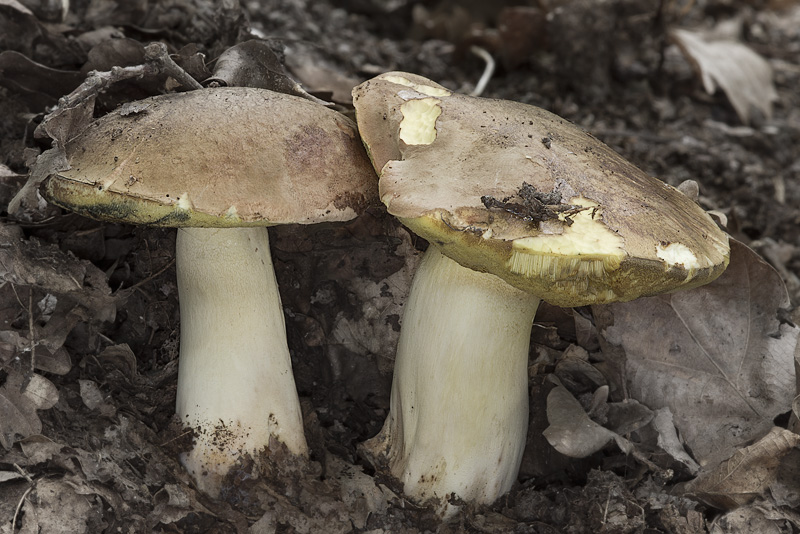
(224, 206, 240, 221)
(383, 75, 452, 98)
(399, 98, 442, 146)
(119, 101, 152, 116)
(177, 192, 193, 211)
(657, 242, 700, 271)
(508, 198, 626, 285)
(510, 198, 625, 259)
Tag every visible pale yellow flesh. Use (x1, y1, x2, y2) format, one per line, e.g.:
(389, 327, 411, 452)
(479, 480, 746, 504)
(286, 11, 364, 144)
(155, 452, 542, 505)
(175, 227, 307, 495)
(398, 98, 443, 146)
(362, 246, 540, 517)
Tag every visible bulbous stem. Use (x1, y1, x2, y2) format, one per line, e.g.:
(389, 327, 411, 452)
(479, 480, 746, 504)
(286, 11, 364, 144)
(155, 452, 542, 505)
(175, 227, 307, 496)
(364, 246, 539, 517)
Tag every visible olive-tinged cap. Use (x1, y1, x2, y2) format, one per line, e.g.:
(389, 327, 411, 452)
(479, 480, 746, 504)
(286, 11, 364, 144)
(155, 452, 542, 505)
(352, 72, 730, 306)
(42, 87, 377, 227)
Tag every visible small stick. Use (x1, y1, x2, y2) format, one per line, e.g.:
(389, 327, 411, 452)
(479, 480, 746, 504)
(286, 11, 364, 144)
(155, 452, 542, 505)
(56, 42, 202, 113)
(11, 464, 35, 533)
(143, 42, 203, 91)
(28, 289, 35, 373)
(113, 258, 176, 295)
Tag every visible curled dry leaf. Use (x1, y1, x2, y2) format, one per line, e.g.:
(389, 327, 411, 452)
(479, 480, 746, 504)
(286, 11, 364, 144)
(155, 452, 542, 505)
(595, 240, 798, 468)
(207, 40, 302, 94)
(7, 97, 95, 219)
(670, 27, 778, 124)
(543, 382, 632, 458)
(683, 427, 800, 510)
(651, 407, 701, 475)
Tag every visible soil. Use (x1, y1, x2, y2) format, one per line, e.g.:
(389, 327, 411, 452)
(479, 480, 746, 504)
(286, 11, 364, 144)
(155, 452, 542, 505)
(0, 0, 799, 533)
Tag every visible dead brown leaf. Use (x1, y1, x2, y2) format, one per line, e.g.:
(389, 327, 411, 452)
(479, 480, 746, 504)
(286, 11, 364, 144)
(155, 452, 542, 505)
(595, 240, 798, 468)
(209, 40, 298, 92)
(7, 101, 92, 219)
(709, 503, 800, 534)
(325, 452, 391, 529)
(283, 41, 363, 104)
(543, 381, 632, 458)
(0, 223, 114, 319)
(0, 369, 58, 449)
(682, 427, 800, 509)
(670, 26, 778, 124)
(78, 379, 116, 417)
(651, 407, 701, 474)
(13, 478, 102, 534)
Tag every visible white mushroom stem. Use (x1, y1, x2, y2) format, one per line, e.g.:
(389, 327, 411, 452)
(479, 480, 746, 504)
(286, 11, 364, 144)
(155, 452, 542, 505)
(175, 227, 307, 496)
(363, 246, 540, 517)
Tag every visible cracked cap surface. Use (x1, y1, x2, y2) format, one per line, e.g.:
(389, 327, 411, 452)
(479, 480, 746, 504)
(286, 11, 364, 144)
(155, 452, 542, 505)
(352, 72, 730, 306)
(42, 87, 378, 227)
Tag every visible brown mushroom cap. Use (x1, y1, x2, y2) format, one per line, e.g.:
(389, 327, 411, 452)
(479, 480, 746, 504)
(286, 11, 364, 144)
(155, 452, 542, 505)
(42, 87, 377, 227)
(352, 72, 730, 306)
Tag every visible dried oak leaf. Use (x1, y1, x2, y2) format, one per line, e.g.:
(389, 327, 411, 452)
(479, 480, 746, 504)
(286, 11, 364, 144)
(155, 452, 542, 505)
(670, 27, 778, 124)
(682, 427, 800, 510)
(594, 240, 798, 468)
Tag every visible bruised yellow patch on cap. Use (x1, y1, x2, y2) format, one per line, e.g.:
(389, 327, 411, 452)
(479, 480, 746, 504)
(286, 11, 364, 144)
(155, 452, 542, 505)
(399, 98, 442, 146)
(383, 75, 452, 98)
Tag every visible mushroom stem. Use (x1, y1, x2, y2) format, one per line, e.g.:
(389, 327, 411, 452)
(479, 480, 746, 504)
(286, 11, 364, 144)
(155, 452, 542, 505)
(364, 246, 540, 517)
(175, 227, 307, 496)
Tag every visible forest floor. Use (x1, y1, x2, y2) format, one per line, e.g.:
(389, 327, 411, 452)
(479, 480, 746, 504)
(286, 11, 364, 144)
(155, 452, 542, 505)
(1, 0, 799, 532)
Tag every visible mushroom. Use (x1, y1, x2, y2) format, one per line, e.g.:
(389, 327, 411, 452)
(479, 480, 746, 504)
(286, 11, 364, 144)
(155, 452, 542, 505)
(41, 87, 377, 495)
(352, 72, 730, 516)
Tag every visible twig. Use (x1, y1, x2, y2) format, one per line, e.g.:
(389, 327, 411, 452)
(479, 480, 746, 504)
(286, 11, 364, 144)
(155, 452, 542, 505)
(9, 284, 37, 375)
(160, 429, 193, 447)
(12, 485, 34, 531)
(13, 463, 33, 483)
(28, 289, 35, 373)
(55, 42, 202, 114)
(114, 258, 176, 295)
(469, 45, 495, 97)
(56, 64, 149, 111)
(11, 464, 35, 532)
(143, 42, 203, 91)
